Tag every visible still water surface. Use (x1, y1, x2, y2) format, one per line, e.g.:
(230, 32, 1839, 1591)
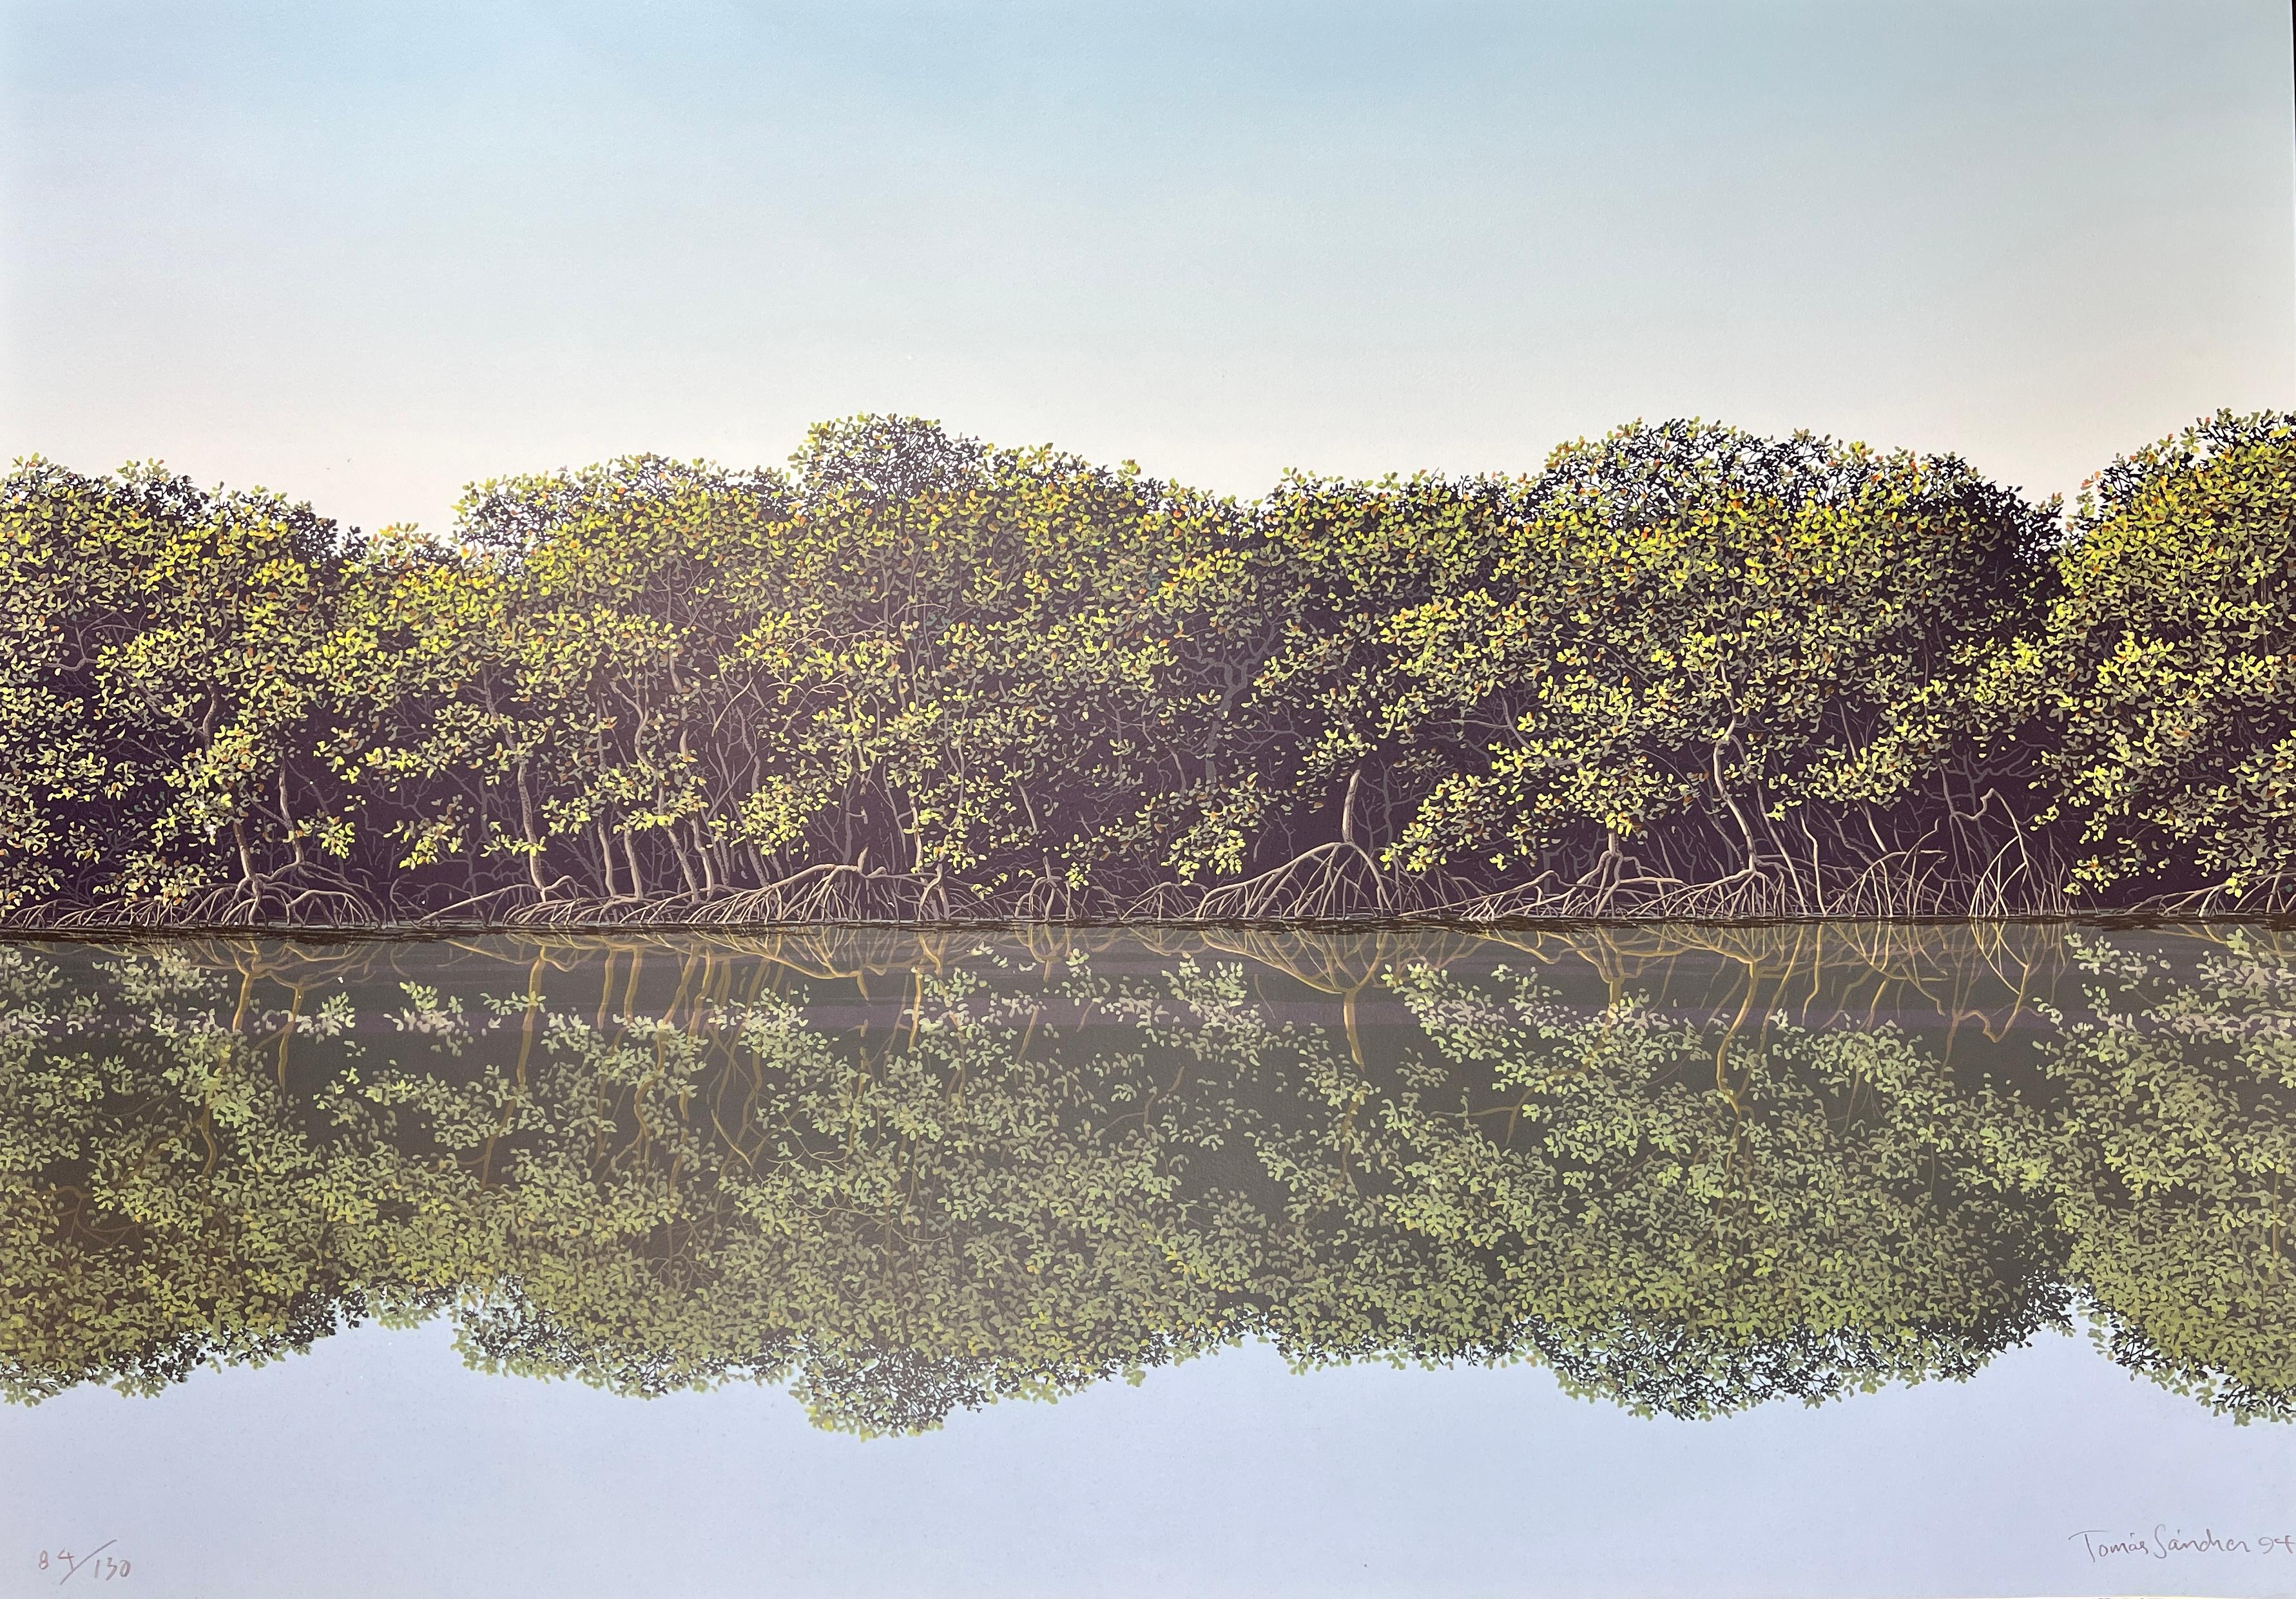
(3, 922, 2293, 1597)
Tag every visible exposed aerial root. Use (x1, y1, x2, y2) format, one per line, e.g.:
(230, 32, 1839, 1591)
(0, 842, 2272, 932)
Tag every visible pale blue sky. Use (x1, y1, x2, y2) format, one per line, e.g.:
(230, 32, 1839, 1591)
(6, 1322, 2295, 1598)
(3, 0, 2290, 537)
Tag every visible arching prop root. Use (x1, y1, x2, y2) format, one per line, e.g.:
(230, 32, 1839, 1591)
(1193, 840, 1393, 923)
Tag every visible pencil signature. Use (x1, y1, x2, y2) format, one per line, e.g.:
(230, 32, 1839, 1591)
(32, 1544, 131, 1585)
(2071, 1526, 2296, 1563)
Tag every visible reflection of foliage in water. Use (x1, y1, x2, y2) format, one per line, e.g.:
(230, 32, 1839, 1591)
(0, 924, 2290, 1432)
(2042, 932, 2296, 1419)
(1358, 964, 2062, 1413)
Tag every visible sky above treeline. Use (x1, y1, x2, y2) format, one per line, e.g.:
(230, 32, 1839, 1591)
(1, 0, 2290, 540)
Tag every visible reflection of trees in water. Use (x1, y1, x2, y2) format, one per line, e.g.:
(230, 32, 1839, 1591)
(1, 923, 2290, 1432)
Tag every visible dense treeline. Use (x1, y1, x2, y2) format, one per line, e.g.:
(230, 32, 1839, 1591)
(3, 923, 2290, 1429)
(3, 410, 2290, 926)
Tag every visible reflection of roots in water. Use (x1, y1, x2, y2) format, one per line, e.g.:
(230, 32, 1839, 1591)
(55, 921, 2294, 1071)
(12, 917, 2296, 1430)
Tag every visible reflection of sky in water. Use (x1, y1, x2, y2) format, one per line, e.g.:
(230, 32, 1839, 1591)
(4, 1319, 2293, 1598)
(6, 923, 2294, 1594)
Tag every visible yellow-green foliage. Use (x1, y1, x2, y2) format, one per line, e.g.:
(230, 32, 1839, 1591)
(2018, 414, 2296, 903)
(2040, 931, 2296, 1414)
(3, 410, 2290, 924)
(3, 926, 2290, 1429)
(0, 463, 349, 918)
(1203, 423, 2054, 915)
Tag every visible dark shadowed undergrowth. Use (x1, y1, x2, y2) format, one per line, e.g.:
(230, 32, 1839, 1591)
(3, 410, 2291, 928)
(3, 922, 2290, 1431)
